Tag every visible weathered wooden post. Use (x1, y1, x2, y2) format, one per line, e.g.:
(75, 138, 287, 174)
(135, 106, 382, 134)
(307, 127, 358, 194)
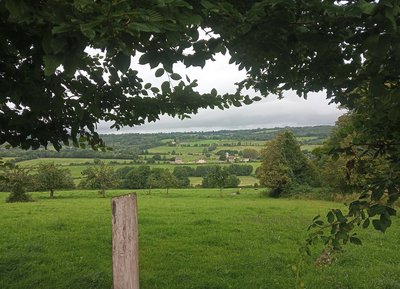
(112, 193, 139, 289)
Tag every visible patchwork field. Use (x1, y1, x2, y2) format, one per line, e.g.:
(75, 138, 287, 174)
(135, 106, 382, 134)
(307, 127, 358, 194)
(1, 189, 399, 289)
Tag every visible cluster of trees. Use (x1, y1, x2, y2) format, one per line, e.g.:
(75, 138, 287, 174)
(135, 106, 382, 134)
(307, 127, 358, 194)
(115, 165, 178, 193)
(0, 162, 248, 201)
(0, 163, 75, 202)
(202, 166, 240, 196)
(171, 164, 252, 178)
(116, 164, 244, 192)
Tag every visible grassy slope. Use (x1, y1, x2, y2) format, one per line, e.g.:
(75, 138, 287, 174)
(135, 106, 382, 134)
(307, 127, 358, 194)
(1, 189, 399, 289)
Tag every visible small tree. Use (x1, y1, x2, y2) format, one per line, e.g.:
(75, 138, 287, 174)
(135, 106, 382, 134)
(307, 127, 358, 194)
(147, 168, 178, 195)
(172, 166, 193, 188)
(121, 165, 151, 189)
(202, 166, 230, 197)
(2, 167, 33, 203)
(241, 148, 259, 160)
(80, 162, 118, 197)
(36, 162, 75, 198)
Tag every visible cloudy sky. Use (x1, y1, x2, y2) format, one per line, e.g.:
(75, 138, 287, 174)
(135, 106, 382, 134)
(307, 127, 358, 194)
(98, 53, 344, 134)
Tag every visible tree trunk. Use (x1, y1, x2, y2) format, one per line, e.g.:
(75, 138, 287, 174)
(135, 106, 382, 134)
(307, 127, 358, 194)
(50, 189, 54, 198)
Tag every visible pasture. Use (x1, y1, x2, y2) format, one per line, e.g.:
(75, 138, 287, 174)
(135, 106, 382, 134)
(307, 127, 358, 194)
(1, 189, 399, 289)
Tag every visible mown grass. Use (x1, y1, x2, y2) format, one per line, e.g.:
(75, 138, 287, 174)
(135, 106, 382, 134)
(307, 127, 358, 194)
(1, 189, 400, 289)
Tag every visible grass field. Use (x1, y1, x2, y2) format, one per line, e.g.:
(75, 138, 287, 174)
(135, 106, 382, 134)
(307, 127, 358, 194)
(1, 189, 399, 289)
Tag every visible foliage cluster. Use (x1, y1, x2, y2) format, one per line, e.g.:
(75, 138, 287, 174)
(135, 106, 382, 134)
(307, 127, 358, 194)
(0, 162, 75, 201)
(202, 166, 241, 194)
(257, 131, 317, 197)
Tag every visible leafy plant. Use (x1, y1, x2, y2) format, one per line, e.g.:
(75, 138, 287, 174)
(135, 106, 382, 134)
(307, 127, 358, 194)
(2, 166, 33, 203)
(35, 162, 75, 197)
(80, 162, 118, 197)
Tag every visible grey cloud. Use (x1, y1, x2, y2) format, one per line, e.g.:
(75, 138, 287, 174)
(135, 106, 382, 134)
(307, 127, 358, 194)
(96, 54, 345, 134)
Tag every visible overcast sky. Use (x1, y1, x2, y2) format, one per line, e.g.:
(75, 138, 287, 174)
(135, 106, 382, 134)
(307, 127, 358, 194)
(97, 53, 344, 134)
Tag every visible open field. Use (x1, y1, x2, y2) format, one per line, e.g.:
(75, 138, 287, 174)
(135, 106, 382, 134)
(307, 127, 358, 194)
(1, 189, 400, 289)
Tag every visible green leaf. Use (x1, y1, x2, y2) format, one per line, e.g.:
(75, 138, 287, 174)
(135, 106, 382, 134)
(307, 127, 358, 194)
(161, 81, 171, 94)
(170, 73, 182, 80)
(327, 211, 335, 224)
(114, 52, 131, 73)
(334, 209, 347, 223)
(386, 207, 397, 216)
(358, 0, 376, 15)
(362, 218, 370, 229)
(350, 236, 362, 245)
(372, 219, 382, 231)
(243, 98, 253, 105)
(336, 230, 348, 240)
(43, 55, 61, 76)
(151, 87, 160, 93)
(80, 23, 96, 40)
(315, 220, 324, 226)
(5, 0, 28, 19)
(139, 54, 150, 65)
(211, 88, 217, 97)
(312, 214, 320, 221)
(144, 83, 152, 89)
(155, 68, 165, 77)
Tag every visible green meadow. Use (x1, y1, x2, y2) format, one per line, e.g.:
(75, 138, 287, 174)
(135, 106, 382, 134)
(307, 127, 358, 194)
(1, 189, 399, 289)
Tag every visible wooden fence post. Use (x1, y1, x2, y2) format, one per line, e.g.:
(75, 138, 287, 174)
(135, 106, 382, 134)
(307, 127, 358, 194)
(112, 193, 139, 289)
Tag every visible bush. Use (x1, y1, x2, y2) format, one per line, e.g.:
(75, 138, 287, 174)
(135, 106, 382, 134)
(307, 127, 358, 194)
(6, 188, 33, 203)
(2, 167, 33, 203)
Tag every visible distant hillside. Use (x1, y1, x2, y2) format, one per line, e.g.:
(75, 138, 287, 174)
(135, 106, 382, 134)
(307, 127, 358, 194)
(0, 126, 332, 162)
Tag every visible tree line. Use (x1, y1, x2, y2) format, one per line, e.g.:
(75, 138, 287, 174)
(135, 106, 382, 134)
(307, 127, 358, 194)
(0, 162, 255, 201)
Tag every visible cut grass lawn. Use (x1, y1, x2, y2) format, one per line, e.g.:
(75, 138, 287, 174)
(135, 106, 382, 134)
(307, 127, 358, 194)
(1, 189, 399, 289)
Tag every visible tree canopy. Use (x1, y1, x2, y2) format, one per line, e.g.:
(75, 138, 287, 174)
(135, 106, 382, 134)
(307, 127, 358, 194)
(36, 162, 75, 197)
(0, 0, 255, 150)
(3, 1, 398, 150)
